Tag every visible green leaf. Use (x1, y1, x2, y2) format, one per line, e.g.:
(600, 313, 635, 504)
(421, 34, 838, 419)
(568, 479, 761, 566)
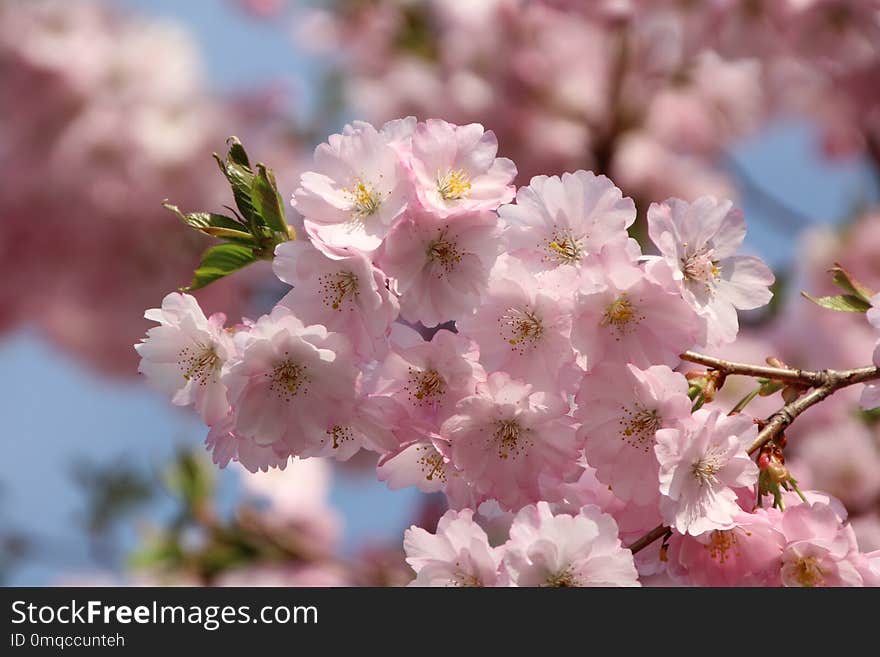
(830, 263, 875, 303)
(225, 136, 251, 168)
(163, 202, 251, 241)
(801, 291, 871, 313)
(213, 151, 261, 232)
(183, 243, 256, 292)
(251, 163, 288, 235)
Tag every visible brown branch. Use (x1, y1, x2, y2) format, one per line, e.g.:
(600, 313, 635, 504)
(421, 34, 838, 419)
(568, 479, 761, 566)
(627, 357, 880, 555)
(680, 350, 824, 386)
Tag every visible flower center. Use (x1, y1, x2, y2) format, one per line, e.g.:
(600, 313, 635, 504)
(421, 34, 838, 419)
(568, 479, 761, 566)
(406, 367, 447, 405)
(492, 419, 532, 460)
(178, 343, 221, 385)
(268, 357, 309, 401)
(345, 179, 382, 222)
(682, 250, 721, 288)
(619, 406, 662, 451)
(545, 230, 584, 266)
(437, 168, 472, 200)
(426, 233, 462, 273)
(601, 293, 642, 338)
(499, 306, 544, 353)
(414, 444, 447, 483)
(691, 454, 722, 485)
(318, 271, 360, 310)
(450, 569, 483, 587)
(793, 556, 825, 587)
(706, 530, 740, 564)
(545, 567, 580, 587)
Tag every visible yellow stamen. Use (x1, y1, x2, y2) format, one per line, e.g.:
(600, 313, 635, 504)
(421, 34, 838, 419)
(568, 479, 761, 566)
(437, 169, 472, 201)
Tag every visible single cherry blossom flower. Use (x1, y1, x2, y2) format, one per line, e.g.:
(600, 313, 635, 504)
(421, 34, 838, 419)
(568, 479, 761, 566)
(371, 324, 486, 426)
(646, 196, 774, 347)
(502, 502, 640, 587)
(457, 255, 580, 393)
(779, 501, 863, 587)
(500, 170, 637, 271)
(135, 292, 234, 426)
(410, 119, 516, 218)
(444, 372, 580, 511)
(222, 306, 359, 458)
(404, 508, 504, 586)
(571, 246, 701, 370)
(665, 507, 786, 586)
(273, 239, 399, 361)
(655, 408, 759, 536)
(379, 206, 501, 326)
(293, 119, 410, 252)
(576, 363, 692, 505)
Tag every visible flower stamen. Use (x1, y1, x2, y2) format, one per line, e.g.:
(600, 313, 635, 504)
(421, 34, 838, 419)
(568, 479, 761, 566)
(437, 168, 472, 201)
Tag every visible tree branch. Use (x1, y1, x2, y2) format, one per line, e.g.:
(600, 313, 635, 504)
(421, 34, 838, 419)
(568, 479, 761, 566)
(680, 350, 824, 386)
(627, 356, 880, 555)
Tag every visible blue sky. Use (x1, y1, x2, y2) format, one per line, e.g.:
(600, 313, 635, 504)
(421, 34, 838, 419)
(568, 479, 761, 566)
(1, 0, 877, 585)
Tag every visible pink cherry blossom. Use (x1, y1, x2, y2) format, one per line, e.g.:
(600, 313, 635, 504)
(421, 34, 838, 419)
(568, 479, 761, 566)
(378, 206, 501, 326)
(665, 507, 786, 586)
(779, 501, 864, 587)
(273, 239, 399, 361)
(293, 119, 410, 252)
(378, 434, 453, 495)
(646, 196, 774, 347)
(500, 170, 637, 270)
(444, 372, 580, 511)
(204, 413, 289, 473)
(456, 255, 580, 392)
(222, 306, 359, 459)
(576, 363, 692, 505)
(502, 502, 640, 587)
(571, 246, 701, 370)
(371, 325, 486, 426)
(655, 408, 759, 536)
(409, 119, 516, 218)
(404, 508, 504, 586)
(135, 292, 234, 426)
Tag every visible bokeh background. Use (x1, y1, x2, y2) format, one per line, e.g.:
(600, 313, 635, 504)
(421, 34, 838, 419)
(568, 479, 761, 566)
(2, 0, 879, 585)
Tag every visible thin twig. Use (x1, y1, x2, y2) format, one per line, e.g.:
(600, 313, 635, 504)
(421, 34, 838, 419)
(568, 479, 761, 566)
(680, 350, 824, 386)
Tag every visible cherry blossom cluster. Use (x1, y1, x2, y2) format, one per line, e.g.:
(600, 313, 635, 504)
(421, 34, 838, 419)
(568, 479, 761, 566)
(137, 116, 880, 586)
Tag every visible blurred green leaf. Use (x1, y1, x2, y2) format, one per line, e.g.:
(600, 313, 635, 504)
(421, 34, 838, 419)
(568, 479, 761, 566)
(71, 459, 154, 537)
(801, 291, 871, 313)
(162, 449, 215, 510)
(830, 263, 875, 303)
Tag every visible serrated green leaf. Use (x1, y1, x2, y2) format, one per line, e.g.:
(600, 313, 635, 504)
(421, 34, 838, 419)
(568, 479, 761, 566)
(251, 163, 288, 235)
(183, 243, 256, 291)
(830, 263, 875, 303)
(801, 291, 871, 313)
